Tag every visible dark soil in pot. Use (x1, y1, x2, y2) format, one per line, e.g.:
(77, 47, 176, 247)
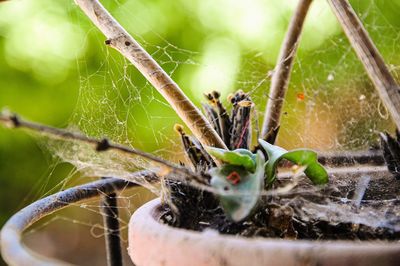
(160, 167, 400, 241)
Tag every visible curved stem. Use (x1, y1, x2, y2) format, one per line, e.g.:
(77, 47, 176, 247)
(74, 0, 227, 150)
(0, 176, 145, 266)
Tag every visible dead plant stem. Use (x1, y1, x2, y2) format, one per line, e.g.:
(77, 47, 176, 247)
(261, 0, 313, 141)
(74, 0, 227, 150)
(0, 112, 207, 185)
(328, 0, 400, 131)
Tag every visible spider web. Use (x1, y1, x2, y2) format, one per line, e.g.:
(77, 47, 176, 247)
(6, 0, 400, 264)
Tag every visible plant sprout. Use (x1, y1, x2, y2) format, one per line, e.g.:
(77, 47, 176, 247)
(176, 90, 328, 222)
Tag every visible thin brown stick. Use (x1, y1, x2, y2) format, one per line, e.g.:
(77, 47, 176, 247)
(0, 112, 208, 185)
(328, 0, 400, 131)
(74, 0, 227, 150)
(261, 0, 313, 141)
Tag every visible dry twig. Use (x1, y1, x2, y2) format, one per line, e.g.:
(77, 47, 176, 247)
(0, 112, 208, 185)
(74, 0, 227, 150)
(328, 0, 400, 131)
(261, 0, 313, 142)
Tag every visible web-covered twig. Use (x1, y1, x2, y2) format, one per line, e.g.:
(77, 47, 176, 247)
(328, 0, 400, 131)
(261, 0, 313, 142)
(0, 112, 209, 185)
(74, 0, 227, 150)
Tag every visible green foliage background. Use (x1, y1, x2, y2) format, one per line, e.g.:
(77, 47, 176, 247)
(1, 0, 400, 263)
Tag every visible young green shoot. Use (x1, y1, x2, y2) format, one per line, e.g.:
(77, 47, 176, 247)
(208, 139, 329, 222)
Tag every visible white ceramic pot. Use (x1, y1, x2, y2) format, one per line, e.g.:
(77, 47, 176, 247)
(128, 198, 400, 266)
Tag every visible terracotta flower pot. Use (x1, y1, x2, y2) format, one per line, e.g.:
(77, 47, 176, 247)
(128, 198, 400, 266)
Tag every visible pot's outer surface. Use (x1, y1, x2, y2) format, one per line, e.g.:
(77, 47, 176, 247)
(128, 198, 400, 266)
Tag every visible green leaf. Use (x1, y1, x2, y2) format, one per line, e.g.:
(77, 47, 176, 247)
(206, 147, 256, 172)
(209, 151, 265, 221)
(258, 139, 328, 185)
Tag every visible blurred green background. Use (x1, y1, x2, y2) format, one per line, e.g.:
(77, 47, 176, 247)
(1, 0, 400, 265)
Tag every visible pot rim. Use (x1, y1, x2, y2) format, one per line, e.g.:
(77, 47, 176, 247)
(130, 198, 400, 248)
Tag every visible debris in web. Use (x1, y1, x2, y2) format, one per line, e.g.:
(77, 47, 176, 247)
(276, 169, 400, 232)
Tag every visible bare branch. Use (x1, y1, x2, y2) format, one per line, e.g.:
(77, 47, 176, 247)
(328, 0, 400, 131)
(74, 0, 227, 150)
(0, 112, 208, 185)
(261, 0, 313, 142)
